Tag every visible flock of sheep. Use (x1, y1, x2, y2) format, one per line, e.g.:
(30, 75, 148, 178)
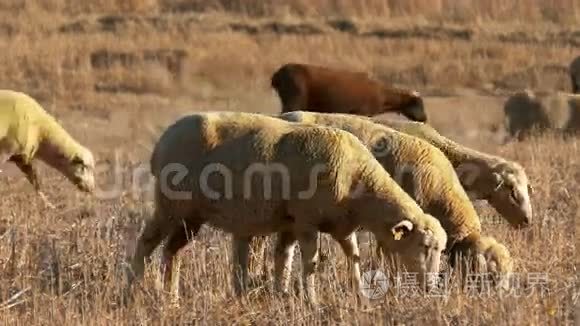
(0, 55, 578, 306)
(504, 56, 580, 140)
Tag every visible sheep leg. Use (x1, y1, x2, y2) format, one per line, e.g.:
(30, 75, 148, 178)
(10, 155, 39, 188)
(10, 156, 56, 209)
(273, 231, 297, 294)
(297, 230, 319, 305)
(125, 208, 173, 294)
(160, 221, 201, 301)
(248, 236, 268, 283)
(37, 192, 56, 210)
(232, 234, 252, 296)
(259, 236, 270, 283)
(335, 233, 363, 295)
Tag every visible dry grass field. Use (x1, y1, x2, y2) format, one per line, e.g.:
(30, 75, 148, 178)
(0, 1, 578, 324)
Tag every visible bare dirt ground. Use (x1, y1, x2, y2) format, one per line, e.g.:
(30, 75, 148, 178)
(0, 1, 578, 324)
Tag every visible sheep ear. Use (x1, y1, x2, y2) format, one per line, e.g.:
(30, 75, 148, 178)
(71, 156, 84, 165)
(391, 220, 413, 240)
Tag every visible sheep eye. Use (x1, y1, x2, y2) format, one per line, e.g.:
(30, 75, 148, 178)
(72, 156, 84, 166)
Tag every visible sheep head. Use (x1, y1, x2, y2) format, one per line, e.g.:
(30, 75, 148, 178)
(449, 235, 513, 292)
(38, 142, 96, 193)
(65, 147, 96, 193)
(486, 162, 533, 228)
(375, 214, 447, 290)
(397, 91, 427, 122)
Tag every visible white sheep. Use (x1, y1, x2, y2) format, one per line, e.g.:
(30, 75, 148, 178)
(124, 111, 447, 305)
(503, 90, 580, 140)
(0, 89, 95, 207)
(372, 117, 533, 228)
(279, 111, 514, 290)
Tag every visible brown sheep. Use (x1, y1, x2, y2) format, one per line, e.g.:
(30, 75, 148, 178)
(570, 55, 580, 94)
(270, 63, 427, 122)
(503, 90, 580, 141)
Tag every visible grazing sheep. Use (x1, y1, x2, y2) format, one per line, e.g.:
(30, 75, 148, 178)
(0, 90, 95, 207)
(124, 111, 447, 305)
(372, 117, 533, 228)
(279, 111, 513, 290)
(570, 56, 580, 93)
(270, 63, 427, 122)
(503, 90, 580, 140)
